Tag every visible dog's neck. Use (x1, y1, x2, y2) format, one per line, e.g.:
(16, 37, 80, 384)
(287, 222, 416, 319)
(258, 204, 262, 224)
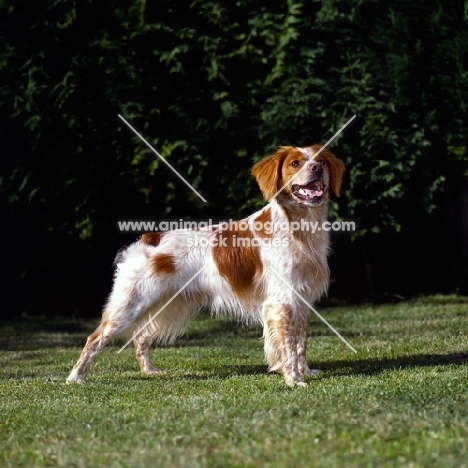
(274, 193, 329, 224)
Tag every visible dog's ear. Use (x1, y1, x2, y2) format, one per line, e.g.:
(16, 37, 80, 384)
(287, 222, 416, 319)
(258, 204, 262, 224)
(252, 147, 290, 201)
(319, 147, 346, 197)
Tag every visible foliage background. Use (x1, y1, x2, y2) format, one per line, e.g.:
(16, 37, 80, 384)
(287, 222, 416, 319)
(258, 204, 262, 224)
(0, 0, 467, 317)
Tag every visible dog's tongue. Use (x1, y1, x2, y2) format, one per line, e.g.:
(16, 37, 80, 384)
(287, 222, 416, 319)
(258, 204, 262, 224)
(299, 181, 324, 199)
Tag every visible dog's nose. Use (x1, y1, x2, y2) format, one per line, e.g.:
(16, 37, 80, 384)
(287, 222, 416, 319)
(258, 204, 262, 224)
(309, 161, 323, 173)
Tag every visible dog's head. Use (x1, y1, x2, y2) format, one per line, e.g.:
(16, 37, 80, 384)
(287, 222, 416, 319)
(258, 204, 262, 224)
(252, 145, 345, 206)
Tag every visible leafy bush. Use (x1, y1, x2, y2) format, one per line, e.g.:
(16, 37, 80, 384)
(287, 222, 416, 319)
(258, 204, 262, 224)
(0, 0, 467, 312)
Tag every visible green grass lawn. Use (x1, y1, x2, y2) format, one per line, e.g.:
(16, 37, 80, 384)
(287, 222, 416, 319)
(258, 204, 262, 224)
(1, 295, 468, 468)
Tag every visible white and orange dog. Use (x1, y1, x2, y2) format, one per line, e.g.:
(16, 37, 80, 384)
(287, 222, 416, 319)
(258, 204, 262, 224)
(67, 145, 345, 386)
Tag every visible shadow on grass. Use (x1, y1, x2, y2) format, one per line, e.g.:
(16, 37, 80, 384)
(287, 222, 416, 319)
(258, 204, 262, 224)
(0, 317, 262, 351)
(0, 318, 98, 350)
(0, 313, 363, 352)
(125, 364, 269, 382)
(316, 352, 468, 378)
(124, 353, 468, 383)
(1, 353, 466, 383)
(2, 316, 467, 383)
(177, 352, 468, 381)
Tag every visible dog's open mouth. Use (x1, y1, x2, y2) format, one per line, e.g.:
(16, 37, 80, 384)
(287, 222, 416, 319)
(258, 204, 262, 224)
(292, 180, 324, 201)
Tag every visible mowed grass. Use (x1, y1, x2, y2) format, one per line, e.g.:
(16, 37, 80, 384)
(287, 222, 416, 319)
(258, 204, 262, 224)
(1, 296, 468, 468)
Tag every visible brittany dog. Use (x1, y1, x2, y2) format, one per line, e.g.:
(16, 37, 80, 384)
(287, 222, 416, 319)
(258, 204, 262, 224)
(67, 145, 345, 386)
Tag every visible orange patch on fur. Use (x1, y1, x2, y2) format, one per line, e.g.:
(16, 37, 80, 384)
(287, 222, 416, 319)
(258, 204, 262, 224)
(83, 319, 109, 351)
(212, 228, 263, 296)
(253, 208, 272, 238)
(251, 148, 290, 200)
(152, 253, 176, 275)
(141, 232, 163, 246)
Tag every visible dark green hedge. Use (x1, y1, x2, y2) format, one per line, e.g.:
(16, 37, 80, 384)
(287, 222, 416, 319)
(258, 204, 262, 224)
(1, 0, 467, 314)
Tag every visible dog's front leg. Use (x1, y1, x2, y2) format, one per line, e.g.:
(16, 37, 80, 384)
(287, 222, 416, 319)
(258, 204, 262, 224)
(262, 302, 306, 386)
(296, 312, 321, 377)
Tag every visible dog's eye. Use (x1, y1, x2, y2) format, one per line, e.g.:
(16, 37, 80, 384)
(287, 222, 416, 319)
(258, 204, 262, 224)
(316, 159, 324, 166)
(291, 160, 301, 167)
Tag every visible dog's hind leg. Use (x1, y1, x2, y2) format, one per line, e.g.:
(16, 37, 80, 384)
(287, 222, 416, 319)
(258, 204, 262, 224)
(66, 312, 129, 384)
(65, 280, 157, 384)
(133, 299, 201, 375)
(134, 330, 162, 374)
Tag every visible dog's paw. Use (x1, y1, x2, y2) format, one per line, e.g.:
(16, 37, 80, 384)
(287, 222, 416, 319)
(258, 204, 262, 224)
(66, 378, 85, 384)
(301, 367, 322, 377)
(66, 370, 86, 384)
(284, 376, 308, 387)
(142, 365, 163, 375)
(294, 381, 308, 387)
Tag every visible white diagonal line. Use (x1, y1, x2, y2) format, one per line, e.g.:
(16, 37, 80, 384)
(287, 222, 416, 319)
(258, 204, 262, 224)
(118, 114, 208, 203)
(272, 114, 356, 200)
(269, 266, 357, 353)
(117, 265, 207, 354)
